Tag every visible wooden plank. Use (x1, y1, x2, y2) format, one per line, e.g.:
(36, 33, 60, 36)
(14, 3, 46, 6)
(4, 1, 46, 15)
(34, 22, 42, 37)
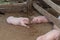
(36, 0, 50, 8)
(0, 2, 27, 13)
(43, 0, 60, 14)
(52, 0, 60, 5)
(46, 8, 60, 17)
(33, 3, 60, 28)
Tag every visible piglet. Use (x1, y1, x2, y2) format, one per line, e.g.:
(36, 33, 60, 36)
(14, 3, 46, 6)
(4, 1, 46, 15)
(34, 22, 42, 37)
(31, 16, 49, 24)
(36, 29, 60, 40)
(7, 16, 30, 28)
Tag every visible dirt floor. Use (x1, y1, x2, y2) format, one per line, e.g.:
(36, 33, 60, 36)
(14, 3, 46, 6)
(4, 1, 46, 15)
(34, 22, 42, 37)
(0, 11, 53, 40)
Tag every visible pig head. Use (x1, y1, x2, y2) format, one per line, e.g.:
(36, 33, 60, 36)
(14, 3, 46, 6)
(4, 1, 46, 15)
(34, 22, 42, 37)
(31, 16, 49, 23)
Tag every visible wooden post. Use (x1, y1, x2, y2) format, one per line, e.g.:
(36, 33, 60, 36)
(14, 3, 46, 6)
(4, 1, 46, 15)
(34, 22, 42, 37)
(27, 0, 33, 16)
(33, 3, 60, 28)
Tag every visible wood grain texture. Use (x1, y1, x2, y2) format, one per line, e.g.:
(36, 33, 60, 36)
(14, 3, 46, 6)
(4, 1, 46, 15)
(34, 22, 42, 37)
(43, 0, 60, 14)
(33, 3, 60, 28)
(27, 0, 33, 16)
(0, 2, 27, 13)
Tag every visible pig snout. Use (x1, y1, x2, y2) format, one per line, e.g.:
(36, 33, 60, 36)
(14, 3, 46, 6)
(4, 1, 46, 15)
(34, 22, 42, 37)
(31, 16, 49, 24)
(31, 17, 42, 23)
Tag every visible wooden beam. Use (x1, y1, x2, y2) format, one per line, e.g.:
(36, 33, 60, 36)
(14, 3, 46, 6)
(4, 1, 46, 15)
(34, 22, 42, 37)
(46, 8, 60, 17)
(0, 2, 27, 13)
(43, 0, 60, 14)
(33, 3, 60, 28)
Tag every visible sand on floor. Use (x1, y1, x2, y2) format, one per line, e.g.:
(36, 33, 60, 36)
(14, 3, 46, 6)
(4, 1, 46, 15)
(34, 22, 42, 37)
(0, 11, 53, 40)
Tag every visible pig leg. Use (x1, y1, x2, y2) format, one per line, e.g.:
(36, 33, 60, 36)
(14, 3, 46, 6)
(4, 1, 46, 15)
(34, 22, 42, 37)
(20, 22, 30, 28)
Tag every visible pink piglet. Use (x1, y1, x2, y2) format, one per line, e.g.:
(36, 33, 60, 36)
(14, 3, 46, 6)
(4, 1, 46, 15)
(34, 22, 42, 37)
(31, 16, 49, 24)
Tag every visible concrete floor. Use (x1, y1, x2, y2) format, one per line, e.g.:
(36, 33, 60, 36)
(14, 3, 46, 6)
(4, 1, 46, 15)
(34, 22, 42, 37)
(0, 12, 53, 40)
